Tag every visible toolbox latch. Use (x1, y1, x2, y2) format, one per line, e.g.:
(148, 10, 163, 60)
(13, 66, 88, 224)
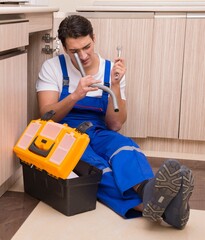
(41, 110, 56, 121)
(76, 121, 93, 133)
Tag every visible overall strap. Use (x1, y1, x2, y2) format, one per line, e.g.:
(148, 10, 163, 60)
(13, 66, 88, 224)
(58, 54, 69, 85)
(103, 60, 111, 97)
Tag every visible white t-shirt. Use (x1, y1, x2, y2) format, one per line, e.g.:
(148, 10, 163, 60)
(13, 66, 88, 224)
(36, 54, 126, 100)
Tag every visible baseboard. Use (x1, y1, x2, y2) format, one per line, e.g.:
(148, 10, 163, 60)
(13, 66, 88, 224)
(0, 167, 22, 197)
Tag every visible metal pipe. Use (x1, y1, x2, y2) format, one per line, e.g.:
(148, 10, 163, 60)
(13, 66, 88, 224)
(74, 52, 86, 77)
(115, 46, 122, 80)
(117, 46, 122, 58)
(74, 52, 119, 112)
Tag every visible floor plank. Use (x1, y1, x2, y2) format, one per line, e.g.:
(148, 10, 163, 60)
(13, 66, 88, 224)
(0, 191, 39, 240)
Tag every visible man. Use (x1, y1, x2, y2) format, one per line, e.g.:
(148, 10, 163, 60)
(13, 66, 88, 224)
(36, 15, 194, 229)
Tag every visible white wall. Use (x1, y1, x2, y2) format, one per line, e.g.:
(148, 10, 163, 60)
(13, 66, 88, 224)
(48, 0, 205, 12)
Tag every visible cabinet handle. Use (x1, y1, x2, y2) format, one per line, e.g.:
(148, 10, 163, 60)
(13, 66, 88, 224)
(154, 12, 186, 18)
(187, 13, 205, 18)
(0, 19, 28, 25)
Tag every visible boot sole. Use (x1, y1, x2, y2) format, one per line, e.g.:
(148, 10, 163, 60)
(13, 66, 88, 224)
(178, 167, 194, 229)
(143, 159, 182, 221)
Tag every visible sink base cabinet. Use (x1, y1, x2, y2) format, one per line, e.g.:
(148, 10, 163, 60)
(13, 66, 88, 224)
(0, 53, 27, 196)
(74, 12, 205, 161)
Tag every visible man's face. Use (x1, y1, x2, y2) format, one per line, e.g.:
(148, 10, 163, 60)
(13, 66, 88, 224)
(64, 35, 95, 70)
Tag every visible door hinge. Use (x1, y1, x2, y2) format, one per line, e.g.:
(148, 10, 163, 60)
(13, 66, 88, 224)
(42, 45, 55, 55)
(42, 33, 56, 43)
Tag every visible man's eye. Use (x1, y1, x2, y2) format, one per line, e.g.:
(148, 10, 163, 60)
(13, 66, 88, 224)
(84, 45, 90, 50)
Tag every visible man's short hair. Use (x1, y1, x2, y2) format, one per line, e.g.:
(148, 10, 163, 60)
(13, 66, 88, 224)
(58, 15, 94, 49)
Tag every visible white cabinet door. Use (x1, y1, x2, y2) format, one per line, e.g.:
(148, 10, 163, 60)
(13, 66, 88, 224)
(180, 16, 205, 141)
(0, 52, 27, 187)
(147, 14, 186, 139)
(89, 13, 154, 137)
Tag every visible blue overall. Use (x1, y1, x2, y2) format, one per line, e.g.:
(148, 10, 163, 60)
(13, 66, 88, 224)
(58, 55, 154, 218)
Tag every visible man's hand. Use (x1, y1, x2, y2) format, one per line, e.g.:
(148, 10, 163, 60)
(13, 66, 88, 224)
(72, 75, 101, 101)
(111, 58, 126, 83)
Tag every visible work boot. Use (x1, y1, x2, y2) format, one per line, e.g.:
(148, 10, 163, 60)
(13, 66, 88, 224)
(143, 159, 182, 222)
(163, 165, 194, 229)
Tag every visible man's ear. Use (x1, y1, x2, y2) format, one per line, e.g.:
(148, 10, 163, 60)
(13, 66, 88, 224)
(93, 34, 96, 43)
(63, 46, 67, 53)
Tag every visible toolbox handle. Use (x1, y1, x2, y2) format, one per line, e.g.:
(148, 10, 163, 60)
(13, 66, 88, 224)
(28, 137, 54, 157)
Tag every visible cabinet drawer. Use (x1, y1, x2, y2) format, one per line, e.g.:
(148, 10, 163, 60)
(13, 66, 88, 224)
(25, 13, 53, 33)
(0, 20, 29, 52)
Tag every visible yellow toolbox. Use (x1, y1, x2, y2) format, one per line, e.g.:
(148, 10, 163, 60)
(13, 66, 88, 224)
(13, 111, 90, 179)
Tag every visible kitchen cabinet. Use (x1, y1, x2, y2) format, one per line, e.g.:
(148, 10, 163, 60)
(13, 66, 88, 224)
(180, 15, 205, 141)
(138, 13, 205, 158)
(0, 53, 27, 193)
(79, 12, 186, 139)
(75, 8, 205, 160)
(0, 8, 58, 196)
(147, 13, 205, 142)
(81, 12, 154, 138)
(137, 13, 205, 158)
(0, 20, 28, 51)
(0, 19, 28, 196)
(147, 13, 186, 139)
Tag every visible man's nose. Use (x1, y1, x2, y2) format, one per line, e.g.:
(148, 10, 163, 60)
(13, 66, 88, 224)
(78, 50, 87, 60)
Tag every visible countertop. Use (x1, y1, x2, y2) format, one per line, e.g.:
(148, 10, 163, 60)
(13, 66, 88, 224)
(77, 1, 205, 12)
(0, 4, 59, 14)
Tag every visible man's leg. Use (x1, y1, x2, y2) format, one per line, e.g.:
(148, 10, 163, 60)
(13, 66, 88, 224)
(163, 165, 194, 229)
(135, 159, 194, 229)
(142, 159, 182, 222)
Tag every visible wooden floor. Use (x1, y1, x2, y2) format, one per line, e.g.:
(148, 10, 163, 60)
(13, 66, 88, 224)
(0, 158, 204, 240)
(0, 191, 39, 240)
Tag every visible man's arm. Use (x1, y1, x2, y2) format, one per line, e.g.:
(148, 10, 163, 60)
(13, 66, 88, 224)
(105, 86, 127, 131)
(37, 90, 78, 122)
(37, 75, 101, 122)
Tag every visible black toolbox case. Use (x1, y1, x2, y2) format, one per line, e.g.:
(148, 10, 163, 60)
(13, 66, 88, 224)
(20, 160, 102, 216)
